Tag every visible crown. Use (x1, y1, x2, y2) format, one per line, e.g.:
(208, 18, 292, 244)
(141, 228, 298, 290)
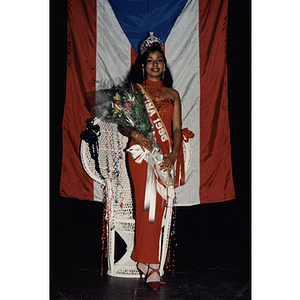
(139, 32, 164, 55)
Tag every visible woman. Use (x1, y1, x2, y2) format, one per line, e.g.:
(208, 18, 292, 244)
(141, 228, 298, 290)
(122, 33, 182, 290)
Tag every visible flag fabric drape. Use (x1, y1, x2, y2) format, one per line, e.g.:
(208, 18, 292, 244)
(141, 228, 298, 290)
(60, 0, 235, 206)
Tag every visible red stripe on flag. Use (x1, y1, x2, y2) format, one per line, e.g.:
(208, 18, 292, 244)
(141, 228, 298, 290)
(199, 0, 235, 203)
(131, 45, 138, 67)
(60, 0, 97, 200)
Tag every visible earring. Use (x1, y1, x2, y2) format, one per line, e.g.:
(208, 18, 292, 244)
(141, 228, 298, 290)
(162, 66, 166, 80)
(142, 67, 145, 79)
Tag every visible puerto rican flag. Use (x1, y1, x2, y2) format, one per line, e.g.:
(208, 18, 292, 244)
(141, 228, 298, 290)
(60, 0, 235, 206)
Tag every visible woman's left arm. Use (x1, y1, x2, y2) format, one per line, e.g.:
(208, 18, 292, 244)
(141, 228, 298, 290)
(161, 90, 182, 171)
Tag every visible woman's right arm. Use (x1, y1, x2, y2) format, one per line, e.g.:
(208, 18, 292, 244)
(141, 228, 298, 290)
(120, 126, 152, 151)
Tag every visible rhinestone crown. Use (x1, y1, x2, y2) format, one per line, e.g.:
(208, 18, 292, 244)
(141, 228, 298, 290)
(139, 32, 164, 55)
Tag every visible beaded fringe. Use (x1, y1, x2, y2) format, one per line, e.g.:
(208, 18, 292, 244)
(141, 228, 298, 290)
(100, 193, 108, 276)
(165, 206, 177, 276)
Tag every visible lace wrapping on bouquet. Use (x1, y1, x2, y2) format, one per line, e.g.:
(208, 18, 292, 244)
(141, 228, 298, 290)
(127, 144, 174, 223)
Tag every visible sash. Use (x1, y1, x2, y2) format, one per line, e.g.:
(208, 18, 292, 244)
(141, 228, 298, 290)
(127, 84, 194, 222)
(137, 84, 194, 189)
(136, 84, 172, 154)
(174, 127, 195, 188)
(127, 84, 174, 223)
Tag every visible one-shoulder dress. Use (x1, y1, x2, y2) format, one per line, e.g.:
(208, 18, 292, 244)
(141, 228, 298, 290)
(128, 79, 174, 264)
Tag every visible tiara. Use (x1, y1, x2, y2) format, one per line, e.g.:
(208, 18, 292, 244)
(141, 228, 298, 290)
(139, 32, 164, 55)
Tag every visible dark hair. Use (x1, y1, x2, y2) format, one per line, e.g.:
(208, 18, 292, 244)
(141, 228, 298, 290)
(126, 42, 173, 88)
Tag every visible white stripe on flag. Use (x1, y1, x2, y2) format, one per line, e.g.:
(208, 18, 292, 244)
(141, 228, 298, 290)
(95, 0, 133, 200)
(166, 0, 200, 205)
(96, 0, 131, 89)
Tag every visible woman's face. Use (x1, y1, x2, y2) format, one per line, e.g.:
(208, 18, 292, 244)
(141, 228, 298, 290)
(143, 51, 165, 81)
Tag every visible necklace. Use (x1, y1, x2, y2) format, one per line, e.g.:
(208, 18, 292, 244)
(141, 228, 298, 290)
(143, 79, 165, 101)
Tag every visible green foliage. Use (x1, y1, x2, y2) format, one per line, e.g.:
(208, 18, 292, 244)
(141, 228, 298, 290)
(105, 85, 153, 143)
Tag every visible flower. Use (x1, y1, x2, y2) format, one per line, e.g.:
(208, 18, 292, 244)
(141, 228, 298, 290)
(112, 108, 119, 115)
(113, 92, 121, 102)
(123, 102, 131, 109)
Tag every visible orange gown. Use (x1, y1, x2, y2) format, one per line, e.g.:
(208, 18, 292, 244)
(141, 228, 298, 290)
(129, 80, 174, 264)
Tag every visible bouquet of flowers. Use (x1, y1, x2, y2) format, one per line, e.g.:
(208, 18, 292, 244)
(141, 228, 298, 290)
(97, 84, 154, 143)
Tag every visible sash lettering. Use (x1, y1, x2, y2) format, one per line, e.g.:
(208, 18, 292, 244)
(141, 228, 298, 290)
(138, 85, 171, 152)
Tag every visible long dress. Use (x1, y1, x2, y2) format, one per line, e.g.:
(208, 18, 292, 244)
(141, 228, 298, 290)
(128, 79, 174, 265)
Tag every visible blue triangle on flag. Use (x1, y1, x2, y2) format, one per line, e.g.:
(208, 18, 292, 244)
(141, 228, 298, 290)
(108, 0, 188, 53)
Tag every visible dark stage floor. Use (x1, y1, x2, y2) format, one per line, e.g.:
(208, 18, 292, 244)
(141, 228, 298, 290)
(51, 267, 250, 300)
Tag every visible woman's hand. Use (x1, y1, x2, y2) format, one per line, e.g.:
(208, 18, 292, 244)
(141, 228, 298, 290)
(132, 131, 152, 151)
(160, 152, 178, 171)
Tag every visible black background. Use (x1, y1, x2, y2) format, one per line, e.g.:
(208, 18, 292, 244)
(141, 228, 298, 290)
(50, 0, 251, 276)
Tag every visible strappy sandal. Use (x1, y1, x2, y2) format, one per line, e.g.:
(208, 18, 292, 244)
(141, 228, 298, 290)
(146, 265, 166, 290)
(136, 262, 148, 280)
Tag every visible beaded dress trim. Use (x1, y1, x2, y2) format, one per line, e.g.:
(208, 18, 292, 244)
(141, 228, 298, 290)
(143, 79, 165, 101)
(143, 80, 174, 116)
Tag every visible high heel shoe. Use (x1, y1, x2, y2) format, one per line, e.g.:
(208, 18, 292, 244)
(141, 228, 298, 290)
(146, 265, 162, 291)
(136, 262, 148, 280)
